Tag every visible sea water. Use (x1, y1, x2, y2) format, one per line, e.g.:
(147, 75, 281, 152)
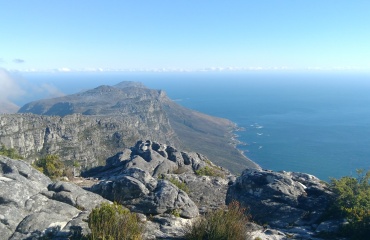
(19, 71, 370, 180)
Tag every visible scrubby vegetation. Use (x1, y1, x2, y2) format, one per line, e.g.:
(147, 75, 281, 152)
(159, 175, 190, 193)
(0, 145, 23, 159)
(32, 154, 65, 180)
(87, 202, 143, 240)
(195, 166, 224, 178)
(330, 169, 370, 239)
(186, 201, 249, 240)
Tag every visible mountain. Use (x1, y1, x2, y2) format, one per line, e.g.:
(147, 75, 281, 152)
(14, 81, 258, 172)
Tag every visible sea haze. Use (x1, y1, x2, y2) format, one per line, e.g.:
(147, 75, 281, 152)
(21, 71, 370, 180)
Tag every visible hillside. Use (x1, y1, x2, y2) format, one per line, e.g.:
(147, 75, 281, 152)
(15, 81, 258, 172)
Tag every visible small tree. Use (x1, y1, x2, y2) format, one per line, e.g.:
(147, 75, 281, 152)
(330, 169, 370, 238)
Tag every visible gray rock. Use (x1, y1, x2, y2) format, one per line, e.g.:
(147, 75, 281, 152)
(164, 173, 232, 214)
(48, 181, 110, 211)
(90, 167, 199, 219)
(315, 219, 347, 234)
(0, 156, 109, 239)
(143, 214, 194, 239)
(226, 168, 333, 228)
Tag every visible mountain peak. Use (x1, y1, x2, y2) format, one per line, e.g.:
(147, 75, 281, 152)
(114, 81, 147, 89)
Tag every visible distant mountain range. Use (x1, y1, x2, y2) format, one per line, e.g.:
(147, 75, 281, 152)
(1, 81, 258, 173)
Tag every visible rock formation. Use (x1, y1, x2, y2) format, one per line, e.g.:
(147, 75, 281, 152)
(0, 155, 109, 239)
(227, 168, 335, 239)
(11, 81, 258, 173)
(0, 141, 340, 239)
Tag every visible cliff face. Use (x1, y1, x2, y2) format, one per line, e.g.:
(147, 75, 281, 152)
(0, 113, 177, 168)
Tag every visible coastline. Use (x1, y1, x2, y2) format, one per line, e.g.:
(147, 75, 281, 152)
(228, 122, 261, 170)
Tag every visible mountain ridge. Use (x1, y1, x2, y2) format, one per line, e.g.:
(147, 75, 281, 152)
(4, 81, 258, 173)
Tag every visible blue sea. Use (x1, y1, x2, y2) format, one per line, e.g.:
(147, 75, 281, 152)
(17, 71, 370, 181)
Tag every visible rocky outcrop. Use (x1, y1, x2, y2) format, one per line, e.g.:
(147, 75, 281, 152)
(90, 167, 199, 218)
(1, 139, 341, 240)
(13, 81, 258, 173)
(0, 156, 109, 239)
(226, 168, 334, 238)
(85, 140, 229, 219)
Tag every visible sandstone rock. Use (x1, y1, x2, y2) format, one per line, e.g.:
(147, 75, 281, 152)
(0, 156, 108, 239)
(90, 167, 199, 219)
(226, 168, 333, 229)
(143, 214, 194, 239)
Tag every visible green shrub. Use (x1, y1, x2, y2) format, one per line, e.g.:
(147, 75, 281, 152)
(330, 169, 370, 239)
(171, 209, 181, 218)
(87, 202, 142, 240)
(33, 154, 64, 180)
(158, 175, 190, 193)
(186, 201, 249, 240)
(0, 145, 23, 159)
(195, 166, 224, 178)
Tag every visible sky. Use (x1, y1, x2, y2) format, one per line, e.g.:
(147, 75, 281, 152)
(1, 0, 370, 72)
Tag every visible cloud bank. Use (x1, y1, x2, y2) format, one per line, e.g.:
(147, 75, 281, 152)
(0, 68, 65, 113)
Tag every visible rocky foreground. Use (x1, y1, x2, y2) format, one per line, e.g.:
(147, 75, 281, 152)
(0, 140, 343, 240)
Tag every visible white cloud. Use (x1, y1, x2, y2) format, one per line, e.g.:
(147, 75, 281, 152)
(0, 68, 25, 102)
(38, 83, 65, 98)
(0, 68, 66, 107)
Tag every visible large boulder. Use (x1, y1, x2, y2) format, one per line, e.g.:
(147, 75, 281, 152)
(0, 156, 108, 240)
(90, 167, 199, 218)
(226, 168, 333, 229)
(83, 140, 211, 179)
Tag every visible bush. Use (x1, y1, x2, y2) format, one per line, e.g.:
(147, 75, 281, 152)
(195, 166, 224, 178)
(186, 201, 249, 240)
(87, 202, 143, 240)
(330, 169, 370, 238)
(33, 154, 64, 180)
(0, 145, 23, 159)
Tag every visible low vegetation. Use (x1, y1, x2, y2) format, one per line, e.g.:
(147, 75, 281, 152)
(186, 201, 249, 240)
(0, 145, 23, 159)
(329, 169, 370, 239)
(87, 202, 143, 240)
(32, 154, 65, 180)
(195, 166, 224, 178)
(159, 175, 190, 193)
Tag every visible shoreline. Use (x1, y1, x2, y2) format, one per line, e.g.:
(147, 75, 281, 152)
(229, 122, 261, 170)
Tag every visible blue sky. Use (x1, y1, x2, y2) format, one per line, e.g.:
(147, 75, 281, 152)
(1, 0, 370, 72)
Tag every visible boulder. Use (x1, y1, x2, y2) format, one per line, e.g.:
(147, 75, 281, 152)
(0, 156, 108, 239)
(90, 167, 199, 219)
(226, 168, 333, 228)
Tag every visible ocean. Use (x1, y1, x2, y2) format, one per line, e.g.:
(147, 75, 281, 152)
(18, 71, 370, 181)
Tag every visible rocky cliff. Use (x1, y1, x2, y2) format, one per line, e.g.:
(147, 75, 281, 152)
(8, 81, 258, 172)
(0, 141, 340, 239)
(0, 113, 176, 168)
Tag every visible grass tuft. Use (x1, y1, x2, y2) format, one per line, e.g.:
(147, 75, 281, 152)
(186, 201, 249, 240)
